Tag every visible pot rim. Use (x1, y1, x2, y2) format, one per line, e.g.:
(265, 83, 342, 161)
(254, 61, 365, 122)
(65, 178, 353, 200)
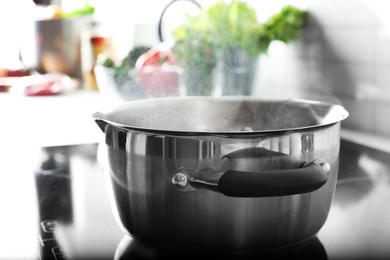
(93, 96, 349, 137)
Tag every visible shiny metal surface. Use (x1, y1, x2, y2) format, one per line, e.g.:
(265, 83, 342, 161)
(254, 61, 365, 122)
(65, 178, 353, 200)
(20, 16, 92, 79)
(93, 97, 347, 252)
(101, 121, 342, 252)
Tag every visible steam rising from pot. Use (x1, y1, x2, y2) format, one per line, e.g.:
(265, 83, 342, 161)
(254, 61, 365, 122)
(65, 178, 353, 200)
(93, 96, 348, 134)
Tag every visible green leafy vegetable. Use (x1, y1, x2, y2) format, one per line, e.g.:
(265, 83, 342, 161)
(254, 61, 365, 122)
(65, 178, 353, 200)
(263, 5, 308, 44)
(171, 1, 307, 95)
(205, 0, 269, 57)
(172, 1, 308, 64)
(121, 46, 151, 69)
(101, 57, 115, 68)
(96, 45, 151, 86)
(63, 2, 95, 18)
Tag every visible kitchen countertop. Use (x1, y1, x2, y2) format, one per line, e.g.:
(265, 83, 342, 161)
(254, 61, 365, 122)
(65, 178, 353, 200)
(0, 89, 107, 148)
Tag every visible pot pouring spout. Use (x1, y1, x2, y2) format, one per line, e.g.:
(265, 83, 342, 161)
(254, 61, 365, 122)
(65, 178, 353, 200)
(92, 111, 109, 133)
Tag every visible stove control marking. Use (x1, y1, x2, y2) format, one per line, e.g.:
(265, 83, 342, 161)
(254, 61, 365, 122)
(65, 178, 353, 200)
(41, 220, 57, 233)
(52, 246, 72, 260)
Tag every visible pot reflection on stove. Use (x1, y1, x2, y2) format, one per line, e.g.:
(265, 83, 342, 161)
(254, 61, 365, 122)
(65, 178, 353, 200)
(114, 235, 328, 260)
(334, 141, 375, 207)
(35, 150, 73, 223)
(34, 148, 74, 260)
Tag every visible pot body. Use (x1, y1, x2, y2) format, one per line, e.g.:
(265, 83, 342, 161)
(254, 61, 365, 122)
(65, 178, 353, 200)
(101, 122, 341, 253)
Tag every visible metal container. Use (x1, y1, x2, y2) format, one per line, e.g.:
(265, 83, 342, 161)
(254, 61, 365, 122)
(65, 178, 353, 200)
(20, 16, 93, 79)
(92, 96, 348, 253)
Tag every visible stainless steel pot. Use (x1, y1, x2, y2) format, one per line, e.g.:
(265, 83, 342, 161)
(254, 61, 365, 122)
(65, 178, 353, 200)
(93, 96, 348, 253)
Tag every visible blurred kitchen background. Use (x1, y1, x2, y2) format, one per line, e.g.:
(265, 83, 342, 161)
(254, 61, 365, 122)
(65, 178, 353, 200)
(1, 0, 390, 149)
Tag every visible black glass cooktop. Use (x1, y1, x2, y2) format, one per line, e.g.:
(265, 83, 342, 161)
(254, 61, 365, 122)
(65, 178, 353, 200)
(1, 139, 389, 259)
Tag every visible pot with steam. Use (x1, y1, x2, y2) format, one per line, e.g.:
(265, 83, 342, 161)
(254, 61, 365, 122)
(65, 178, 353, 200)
(93, 96, 348, 253)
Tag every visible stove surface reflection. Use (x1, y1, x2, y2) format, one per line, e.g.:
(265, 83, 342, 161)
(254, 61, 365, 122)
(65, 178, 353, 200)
(115, 235, 328, 260)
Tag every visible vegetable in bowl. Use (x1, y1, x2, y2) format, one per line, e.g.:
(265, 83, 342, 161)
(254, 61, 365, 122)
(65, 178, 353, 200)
(95, 45, 151, 101)
(97, 43, 182, 99)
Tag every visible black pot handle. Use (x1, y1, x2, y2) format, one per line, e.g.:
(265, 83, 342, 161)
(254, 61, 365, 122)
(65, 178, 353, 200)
(158, 0, 202, 42)
(172, 159, 330, 198)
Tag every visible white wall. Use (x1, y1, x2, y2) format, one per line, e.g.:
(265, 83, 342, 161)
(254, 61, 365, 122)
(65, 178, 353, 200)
(249, 0, 390, 139)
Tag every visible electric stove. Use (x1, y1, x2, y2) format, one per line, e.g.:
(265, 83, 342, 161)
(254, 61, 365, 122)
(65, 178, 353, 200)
(1, 138, 389, 259)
